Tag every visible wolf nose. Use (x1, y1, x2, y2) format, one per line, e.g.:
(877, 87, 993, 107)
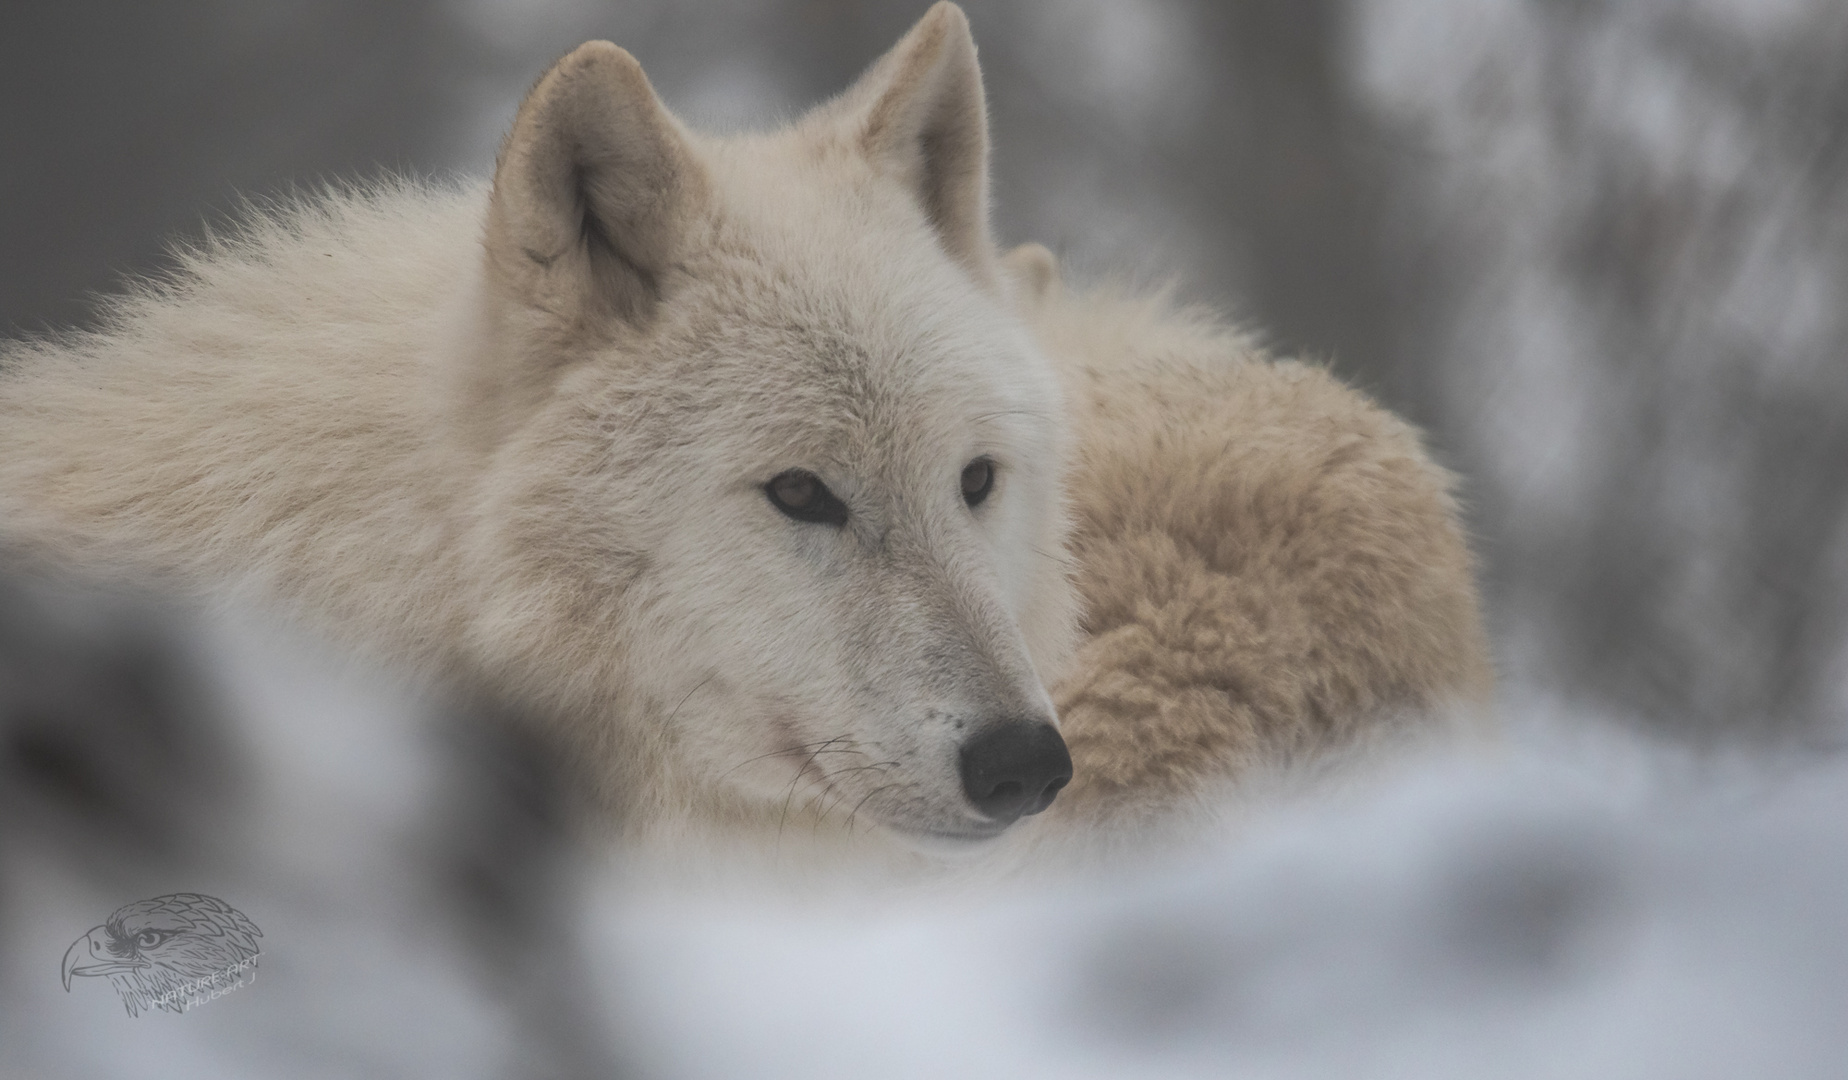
(958, 720, 1073, 824)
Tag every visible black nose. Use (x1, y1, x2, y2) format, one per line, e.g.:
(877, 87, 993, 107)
(958, 720, 1073, 824)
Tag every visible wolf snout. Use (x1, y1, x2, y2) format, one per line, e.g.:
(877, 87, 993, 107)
(958, 720, 1073, 824)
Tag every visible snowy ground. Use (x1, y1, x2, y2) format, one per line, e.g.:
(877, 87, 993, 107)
(603, 720, 1848, 1080)
(4, 600, 1845, 1079)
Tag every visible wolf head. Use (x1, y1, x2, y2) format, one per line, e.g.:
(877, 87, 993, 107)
(449, 4, 1079, 846)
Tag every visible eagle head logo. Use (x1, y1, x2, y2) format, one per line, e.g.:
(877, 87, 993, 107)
(62, 893, 262, 1016)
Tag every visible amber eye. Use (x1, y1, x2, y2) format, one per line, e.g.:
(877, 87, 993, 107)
(961, 458, 995, 507)
(765, 469, 849, 526)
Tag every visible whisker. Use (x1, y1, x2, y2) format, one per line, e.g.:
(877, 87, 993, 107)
(665, 674, 718, 725)
(811, 761, 900, 823)
(722, 738, 865, 780)
(846, 783, 900, 833)
(1032, 545, 1081, 571)
(968, 408, 1050, 423)
(791, 772, 843, 833)
(779, 737, 851, 837)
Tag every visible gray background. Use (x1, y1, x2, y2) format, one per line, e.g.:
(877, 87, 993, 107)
(3, 0, 1844, 737)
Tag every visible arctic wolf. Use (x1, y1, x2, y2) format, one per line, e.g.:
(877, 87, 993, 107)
(0, 5, 1490, 854)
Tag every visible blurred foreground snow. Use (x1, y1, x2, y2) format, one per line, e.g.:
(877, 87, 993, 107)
(606, 728, 1848, 1079)
(5, 593, 1845, 1079)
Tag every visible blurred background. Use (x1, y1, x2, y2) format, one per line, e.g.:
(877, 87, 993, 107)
(3, 1, 1846, 1076)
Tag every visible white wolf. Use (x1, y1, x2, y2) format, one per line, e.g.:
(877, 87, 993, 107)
(0, 5, 1491, 858)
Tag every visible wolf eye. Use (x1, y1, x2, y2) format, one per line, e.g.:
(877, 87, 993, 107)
(961, 458, 995, 507)
(765, 469, 849, 526)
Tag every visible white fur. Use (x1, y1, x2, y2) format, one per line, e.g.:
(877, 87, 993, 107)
(0, 8, 1078, 859)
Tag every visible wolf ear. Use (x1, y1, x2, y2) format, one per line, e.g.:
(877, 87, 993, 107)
(485, 41, 703, 336)
(839, 2, 998, 291)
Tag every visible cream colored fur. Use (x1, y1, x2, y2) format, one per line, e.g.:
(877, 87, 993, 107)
(999, 245, 1494, 832)
(0, 4, 1490, 858)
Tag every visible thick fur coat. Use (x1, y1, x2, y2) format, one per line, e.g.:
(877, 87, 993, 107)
(0, 5, 1490, 854)
(1006, 247, 1493, 828)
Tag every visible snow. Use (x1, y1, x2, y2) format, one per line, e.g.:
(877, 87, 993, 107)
(7, 610, 1846, 1078)
(599, 725, 1848, 1079)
